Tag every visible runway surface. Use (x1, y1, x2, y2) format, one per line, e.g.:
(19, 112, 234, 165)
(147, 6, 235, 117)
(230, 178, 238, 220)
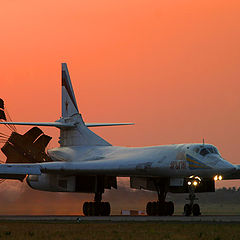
(1, 215, 240, 222)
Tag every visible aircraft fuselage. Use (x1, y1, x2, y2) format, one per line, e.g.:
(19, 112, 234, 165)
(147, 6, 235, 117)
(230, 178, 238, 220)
(47, 143, 235, 178)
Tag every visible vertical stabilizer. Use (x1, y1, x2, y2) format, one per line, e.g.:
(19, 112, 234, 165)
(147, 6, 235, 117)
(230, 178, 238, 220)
(62, 63, 79, 117)
(60, 63, 111, 147)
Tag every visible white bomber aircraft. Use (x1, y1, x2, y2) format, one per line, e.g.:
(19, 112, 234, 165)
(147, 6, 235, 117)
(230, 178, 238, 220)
(0, 63, 239, 216)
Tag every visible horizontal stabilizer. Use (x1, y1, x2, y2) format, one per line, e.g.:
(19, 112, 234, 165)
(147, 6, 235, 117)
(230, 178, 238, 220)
(0, 122, 74, 128)
(0, 122, 134, 128)
(85, 123, 134, 127)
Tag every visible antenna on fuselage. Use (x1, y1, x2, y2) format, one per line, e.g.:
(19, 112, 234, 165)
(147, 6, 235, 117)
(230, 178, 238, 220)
(202, 138, 205, 146)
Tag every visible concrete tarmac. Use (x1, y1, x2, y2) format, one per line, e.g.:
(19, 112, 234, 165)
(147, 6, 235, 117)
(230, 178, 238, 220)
(1, 215, 240, 222)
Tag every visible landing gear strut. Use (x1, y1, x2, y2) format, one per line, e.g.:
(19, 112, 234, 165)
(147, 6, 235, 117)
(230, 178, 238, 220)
(146, 179, 174, 216)
(82, 177, 111, 216)
(184, 177, 201, 216)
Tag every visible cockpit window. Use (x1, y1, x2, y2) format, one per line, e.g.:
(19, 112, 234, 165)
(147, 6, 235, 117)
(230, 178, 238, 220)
(194, 147, 200, 153)
(213, 147, 219, 154)
(200, 148, 210, 156)
(208, 147, 219, 154)
(199, 147, 220, 156)
(207, 148, 214, 153)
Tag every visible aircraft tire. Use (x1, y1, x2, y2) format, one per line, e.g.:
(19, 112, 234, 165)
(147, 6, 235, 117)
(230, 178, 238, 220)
(105, 202, 111, 216)
(147, 201, 175, 216)
(146, 202, 152, 216)
(152, 202, 158, 216)
(94, 202, 101, 216)
(192, 204, 201, 216)
(90, 202, 96, 216)
(184, 204, 191, 216)
(83, 202, 89, 216)
(167, 201, 174, 216)
(99, 202, 106, 216)
(82, 202, 111, 216)
(157, 202, 165, 216)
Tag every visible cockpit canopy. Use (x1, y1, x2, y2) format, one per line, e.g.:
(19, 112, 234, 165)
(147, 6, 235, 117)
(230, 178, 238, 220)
(193, 146, 220, 157)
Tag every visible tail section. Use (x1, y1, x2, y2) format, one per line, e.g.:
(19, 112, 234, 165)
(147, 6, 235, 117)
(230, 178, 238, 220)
(0, 63, 132, 147)
(62, 63, 79, 117)
(60, 63, 111, 147)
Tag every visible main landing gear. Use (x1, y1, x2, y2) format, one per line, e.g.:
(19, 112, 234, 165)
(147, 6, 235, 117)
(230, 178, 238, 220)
(146, 180, 174, 216)
(184, 177, 201, 216)
(82, 177, 111, 216)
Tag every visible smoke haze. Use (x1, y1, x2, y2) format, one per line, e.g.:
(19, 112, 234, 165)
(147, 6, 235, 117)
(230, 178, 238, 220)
(0, 178, 240, 215)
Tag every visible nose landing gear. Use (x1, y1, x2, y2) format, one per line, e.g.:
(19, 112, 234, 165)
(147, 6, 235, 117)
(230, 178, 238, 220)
(184, 177, 201, 216)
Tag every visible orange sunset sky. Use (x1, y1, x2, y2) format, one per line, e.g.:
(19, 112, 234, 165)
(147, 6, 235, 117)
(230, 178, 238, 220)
(0, 0, 240, 198)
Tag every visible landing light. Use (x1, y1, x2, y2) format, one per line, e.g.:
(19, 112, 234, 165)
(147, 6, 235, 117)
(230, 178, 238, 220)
(187, 176, 201, 186)
(195, 176, 201, 181)
(193, 181, 198, 186)
(214, 175, 223, 181)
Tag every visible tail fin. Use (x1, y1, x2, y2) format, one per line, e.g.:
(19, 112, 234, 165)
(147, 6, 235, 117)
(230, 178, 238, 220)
(62, 63, 79, 117)
(60, 63, 111, 147)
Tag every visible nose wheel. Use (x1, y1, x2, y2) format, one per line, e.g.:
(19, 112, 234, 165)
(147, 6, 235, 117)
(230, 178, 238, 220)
(184, 203, 201, 216)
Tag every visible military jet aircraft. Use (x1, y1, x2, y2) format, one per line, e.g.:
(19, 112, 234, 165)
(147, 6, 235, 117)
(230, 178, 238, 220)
(0, 63, 238, 216)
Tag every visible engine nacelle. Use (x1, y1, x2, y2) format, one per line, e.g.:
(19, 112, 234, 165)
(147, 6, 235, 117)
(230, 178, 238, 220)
(26, 174, 117, 192)
(26, 174, 76, 192)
